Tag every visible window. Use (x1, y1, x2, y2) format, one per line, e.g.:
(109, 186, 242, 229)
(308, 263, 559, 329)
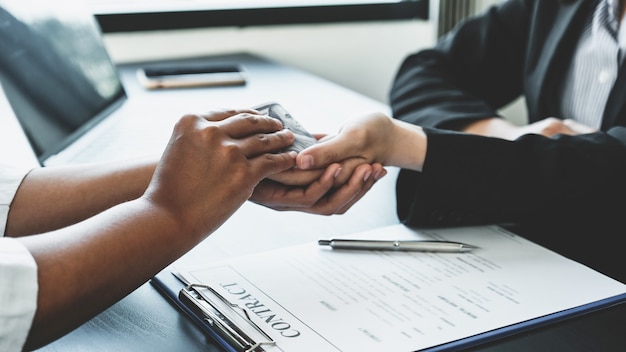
(85, 0, 428, 33)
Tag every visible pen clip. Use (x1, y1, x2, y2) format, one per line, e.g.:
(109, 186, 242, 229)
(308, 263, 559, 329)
(180, 283, 276, 352)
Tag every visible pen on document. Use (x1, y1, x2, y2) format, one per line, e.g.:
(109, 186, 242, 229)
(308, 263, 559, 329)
(317, 239, 479, 253)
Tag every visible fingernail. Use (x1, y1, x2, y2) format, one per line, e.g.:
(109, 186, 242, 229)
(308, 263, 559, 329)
(363, 170, 372, 182)
(334, 167, 342, 178)
(301, 155, 314, 169)
(374, 169, 386, 180)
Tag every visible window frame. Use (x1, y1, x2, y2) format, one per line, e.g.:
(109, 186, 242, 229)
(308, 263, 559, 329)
(94, 1, 429, 33)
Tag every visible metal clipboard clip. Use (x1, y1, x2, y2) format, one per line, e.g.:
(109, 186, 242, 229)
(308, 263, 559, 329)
(179, 283, 276, 352)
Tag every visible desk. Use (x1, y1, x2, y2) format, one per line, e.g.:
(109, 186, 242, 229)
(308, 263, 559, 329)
(31, 54, 625, 351)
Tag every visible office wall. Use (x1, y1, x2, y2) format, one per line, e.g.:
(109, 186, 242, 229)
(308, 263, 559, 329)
(102, 20, 435, 104)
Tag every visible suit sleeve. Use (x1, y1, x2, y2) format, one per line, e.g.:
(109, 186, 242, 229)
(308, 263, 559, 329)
(389, 0, 533, 129)
(397, 127, 626, 230)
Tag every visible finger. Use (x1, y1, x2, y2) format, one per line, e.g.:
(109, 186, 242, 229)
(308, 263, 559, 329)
(312, 133, 329, 141)
(219, 113, 284, 139)
(267, 167, 326, 186)
(240, 129, 295, 157)
(332, 157, 371, 187)
(201, 108, 260, 122)
(335, 164, 387, 214)
(285, 164, 342, 208)
(259, 164, 342, 210)
(372, 163, 388, 182)
(555, 125, 577, 136)
(250, 151, 297, 180)
(310, 164, 374, 215)
(536, 117, 578, 137)
(562, 119, 597, 134)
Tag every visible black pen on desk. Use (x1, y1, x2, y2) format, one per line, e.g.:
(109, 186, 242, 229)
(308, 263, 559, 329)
(318, 239, 479, 253)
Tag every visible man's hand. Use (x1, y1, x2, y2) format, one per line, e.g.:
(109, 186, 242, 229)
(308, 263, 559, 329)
(145, 109, 297, 237)
(251, 163, 386, 215)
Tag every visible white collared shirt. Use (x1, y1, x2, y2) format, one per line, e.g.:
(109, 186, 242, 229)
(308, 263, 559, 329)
(0, 165, 38, 352)
(561, 0, 626, 129)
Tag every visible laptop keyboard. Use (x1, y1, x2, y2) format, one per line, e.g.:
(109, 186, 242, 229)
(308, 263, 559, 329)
(45, 104, 175, 165)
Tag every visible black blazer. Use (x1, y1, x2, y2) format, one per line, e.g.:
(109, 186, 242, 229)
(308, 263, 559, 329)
(389, 0, 626, 281)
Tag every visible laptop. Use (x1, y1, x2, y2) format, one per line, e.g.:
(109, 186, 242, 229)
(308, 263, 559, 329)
(0, 84, 39, 169)
(0, 0, 169, 166)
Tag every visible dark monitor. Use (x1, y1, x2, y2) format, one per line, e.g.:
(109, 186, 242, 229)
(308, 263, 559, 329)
(0, 0, 126, 163)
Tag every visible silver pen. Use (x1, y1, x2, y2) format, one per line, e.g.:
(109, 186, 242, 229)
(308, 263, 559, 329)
(318, 239, 479, 253)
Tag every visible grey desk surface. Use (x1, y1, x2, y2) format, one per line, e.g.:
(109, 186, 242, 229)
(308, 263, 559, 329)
(33, 53, 625, 352)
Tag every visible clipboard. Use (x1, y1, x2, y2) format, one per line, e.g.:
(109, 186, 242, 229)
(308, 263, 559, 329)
(152, 268, 626, 352)
(150, 225, 626, 352)
(150, 271, 275, 352)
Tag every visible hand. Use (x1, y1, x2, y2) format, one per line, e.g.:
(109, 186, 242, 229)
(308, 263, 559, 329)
(251, 162, 386, 215)
(16, 109, 297, 349)
(144, 109, 297, 237)
(517, 118, 597, 138)
(207, 109, 326, 187)
(266, 162, 326, 186)
(296, 112, 428, 178)
(463, 117, 598, 140)
(294, 112, 394, 185)
(264, 132, 330, 186)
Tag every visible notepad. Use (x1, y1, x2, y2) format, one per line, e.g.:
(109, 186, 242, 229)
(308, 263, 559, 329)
(152, 224, 626, 352)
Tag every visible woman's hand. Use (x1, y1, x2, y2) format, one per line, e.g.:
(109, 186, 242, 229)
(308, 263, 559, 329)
(463, 117, 598, 140)
(295, 112, 428, 181)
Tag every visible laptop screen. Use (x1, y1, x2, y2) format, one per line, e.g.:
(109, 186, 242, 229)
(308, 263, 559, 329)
(0, 0, 126, 163)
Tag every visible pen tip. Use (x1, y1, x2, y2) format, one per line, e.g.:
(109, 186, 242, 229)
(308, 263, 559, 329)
(318, 240, 331, 246)
(462, 244, 480, 251)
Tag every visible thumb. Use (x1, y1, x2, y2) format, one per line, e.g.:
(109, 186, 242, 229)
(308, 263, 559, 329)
(296, 132, 359, 170)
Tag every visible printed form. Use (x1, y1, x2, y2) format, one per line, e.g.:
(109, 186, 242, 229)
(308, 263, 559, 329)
(176, 224, 626, 352)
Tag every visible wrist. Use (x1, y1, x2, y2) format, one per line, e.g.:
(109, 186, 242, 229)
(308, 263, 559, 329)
(388, 120, 427, 171)
(136, 195, 203, 244)
(462, 117, 518, 139)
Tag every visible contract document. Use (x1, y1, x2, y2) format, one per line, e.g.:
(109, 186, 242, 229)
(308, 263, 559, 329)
(154, 224, 626, 352)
